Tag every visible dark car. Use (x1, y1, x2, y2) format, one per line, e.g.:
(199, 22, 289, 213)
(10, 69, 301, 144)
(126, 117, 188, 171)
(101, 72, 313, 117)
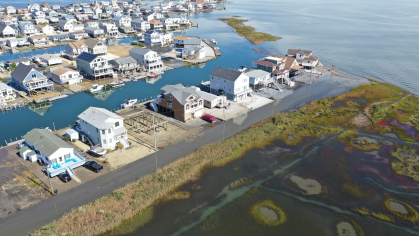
(84, 161, 104, 173)
(57, 172, 72, 183)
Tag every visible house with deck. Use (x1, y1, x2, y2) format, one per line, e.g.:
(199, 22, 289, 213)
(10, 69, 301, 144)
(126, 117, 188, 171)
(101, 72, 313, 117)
(28, 35, 49, 45)
(36, 24, 54, 35)
(63, 41, 89, 59)
(0, 82, 16, 103)
(131, 18, 150, 32)
(76, 52, 115, 79)
(50, 67, 83, 85)
(108, 56, 138, 73)
(149, 19, 163, 30)
(18, 21, 38, 35)
(144, 30, 172, 46)
(252, 56, 300, 86)
(0, 24, 17, 37)
(78, 107, 129, 149)
(85, 27, 105, 38)
(182, 46, 205, 59)
(287, 49, 319, 69)
(209, 66, 251, 101)
(69, 31, 88, 40)
(246, 69, 272, 90)
(99, 22, 119, 37)
(11, 63, 54, 95)
(129, 47, 163, 71)
(22, 128, 86, 178)
(112, 15, 131, 27)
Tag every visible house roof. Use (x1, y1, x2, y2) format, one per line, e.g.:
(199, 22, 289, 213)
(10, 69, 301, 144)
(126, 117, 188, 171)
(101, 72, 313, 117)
(173, 36, 188, 41)
(84, 27, 103, 32)
(84, 38, 101, 48)
(24, 128, 73, 157)
(0, 24, 15, 32)
(109, 56, 136, 66)
(161, 84, 218, 105)
(132, 18, 145, 23)
(304, 55, 319, 61)
(288, 49, 312, 55)
(70, 30, 86, 34)
(149, 19, 162, 24)
(7, 57, 30, 63)
(49, 34, 69, 39)
(120, 26, 132, 29)
(36, 24, 46, 29)
(252, 59, 277, 67)
(161, 83, 185, 94)
(67, 41, 88, 49)
(19, 145, 31, 153)
(76, 52, 98, 62)
(272, 69, 288, 74)
(40, 54, 61, 60)
(51, 67, 76, 76)
(184, 37, 201, 45)
(209, 66, 244, 82)
(129, 47, 151, 55)
(0, 82, 13, 91)
(284, 56, 297, 69)
(78, 107, 124, 129)
(245, 69, 271, 78)
(11, 64, 43, 82)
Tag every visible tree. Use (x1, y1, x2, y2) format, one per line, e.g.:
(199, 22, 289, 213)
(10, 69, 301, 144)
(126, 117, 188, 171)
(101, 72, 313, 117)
(0, 77, 7, 83)
(41, 66, 47, 71)
(9, 63, 17, 72)
(16, 35, 23, 38)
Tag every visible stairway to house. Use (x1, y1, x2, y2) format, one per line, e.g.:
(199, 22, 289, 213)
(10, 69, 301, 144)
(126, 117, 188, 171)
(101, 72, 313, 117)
(66, 167, 81, 183)
(273, 81, 284, 92)
(119, 138, 129, 149)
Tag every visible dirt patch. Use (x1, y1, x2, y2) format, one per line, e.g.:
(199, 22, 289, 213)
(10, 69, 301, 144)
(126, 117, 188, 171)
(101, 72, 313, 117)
(289, 175, 322, 195)
(352, 113, 372, 127)
(388, 201, 408, 214)
(336, 222, 357, 236)
(107, 45, 135, 57)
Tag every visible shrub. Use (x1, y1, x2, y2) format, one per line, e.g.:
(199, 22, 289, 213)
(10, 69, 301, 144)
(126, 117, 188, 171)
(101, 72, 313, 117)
(131, 41, 145, 47)
(116, 142, 124, 150)
(112, 189, 125, 200)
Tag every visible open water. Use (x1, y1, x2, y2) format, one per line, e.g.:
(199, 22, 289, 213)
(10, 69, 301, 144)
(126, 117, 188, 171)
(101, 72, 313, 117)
(1, 0, 418, 142)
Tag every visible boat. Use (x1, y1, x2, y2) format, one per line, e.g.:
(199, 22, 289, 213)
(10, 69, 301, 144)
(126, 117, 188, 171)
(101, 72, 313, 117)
(108, 81, 125, 88)
(210, 39, 217, 44)
(89, 84, 104, 93)
(121, 98, 138, 109)
(148, 72, 158, 78)
(88, 144, 107, 156)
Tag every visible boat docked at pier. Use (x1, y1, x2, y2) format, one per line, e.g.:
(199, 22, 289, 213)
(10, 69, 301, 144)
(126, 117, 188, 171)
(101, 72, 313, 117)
(121, 98, 138, 109)
(108, 81, 125, 89)
(89, 84, 104, 93)
(148, 71, 159, 78)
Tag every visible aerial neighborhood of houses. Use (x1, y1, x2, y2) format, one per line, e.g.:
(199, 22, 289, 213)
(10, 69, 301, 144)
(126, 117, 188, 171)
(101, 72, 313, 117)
(0, 0, 323, 193)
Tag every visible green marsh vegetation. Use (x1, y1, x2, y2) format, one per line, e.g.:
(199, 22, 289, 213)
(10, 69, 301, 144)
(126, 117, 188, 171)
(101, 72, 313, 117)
(219, 17, 280, 45)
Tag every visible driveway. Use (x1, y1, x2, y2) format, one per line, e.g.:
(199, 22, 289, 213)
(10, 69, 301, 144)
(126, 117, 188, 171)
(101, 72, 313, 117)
(0, 74, 369, 236)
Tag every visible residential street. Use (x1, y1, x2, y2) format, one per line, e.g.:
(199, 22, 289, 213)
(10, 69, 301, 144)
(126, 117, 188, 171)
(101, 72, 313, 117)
(0, 75, 367, 236)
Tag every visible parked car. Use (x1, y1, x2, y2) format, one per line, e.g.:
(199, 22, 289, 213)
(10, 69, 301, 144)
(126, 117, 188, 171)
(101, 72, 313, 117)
(83, 161, 103, 173)
(57, 172, 72, 183)
(202, 114, 216, 123)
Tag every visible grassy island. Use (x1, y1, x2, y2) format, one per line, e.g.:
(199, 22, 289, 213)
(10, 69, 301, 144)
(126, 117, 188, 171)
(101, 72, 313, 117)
(32, 80, 419, 236)
(220, 17, 280, 45)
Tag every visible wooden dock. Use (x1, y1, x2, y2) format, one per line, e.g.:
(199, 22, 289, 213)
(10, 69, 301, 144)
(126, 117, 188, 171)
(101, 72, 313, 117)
(215, 49, 221, 56)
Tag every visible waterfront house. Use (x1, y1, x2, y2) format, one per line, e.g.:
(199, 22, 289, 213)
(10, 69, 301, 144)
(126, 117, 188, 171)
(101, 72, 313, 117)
(253, 56, 300, 85)
(184, 37, 203, 48)
(11, 63, 54, 95)
(78, 107, 129, 149)
(99, 22, 119, 37)
(85, 38, 107, 55)
(36, 24, 54, 35)
(112, 15, 131, 27)
(287, 49, 319, 69)
(60, 15, 76, 22)
(149, 19, 163, 30)
(69, 31, 88, 40)
(75, 14, 90, 22)
(39, 54, 62, 65)
(0, 24, 17, 37)
(63, 41, 89, 59)
(45, 10, 58, 17)
(27, 3, 40, 12)
(23, 128, 86, 177)
(162, 18, 180, 30)
(173, 36, 188, 47)
(118, 26, 135, 34)
(34, 18, 50, 25)
(17, 14, 32, 21)
(6, 38, 30, 47)
(32, 10, 45, 19)
(246, 69, 272, 90)
(85, 27, 105, 38)
(85, 21, 99, 28)
(209, 66, 251, 101)
(0, 82, 16, 103)
(49, 34, 70, 42)
(143, 12, 163, 21)
(5, 6, 16, 15)
(40, 2, 51, 10)
(108, 56, 138, 72)
(154, 84, 205, 121)
(28, 35, 48, 45)
(182, 46, 205, 59)
(45, 16, 59, 23)
(5, 57, 31, 67)
(131, 18, 150, 32)
(144, 30, 172, 46)
(16, 8, 28, 15)
(51, 5, 60, 11)
(93, 6, 102, 15)
(58, 20, 74, 32)
(76, 52, 115, 79)
(50, 67, 83, 85)
(18, 21, 38, 35)
(129, 47, 163, 71)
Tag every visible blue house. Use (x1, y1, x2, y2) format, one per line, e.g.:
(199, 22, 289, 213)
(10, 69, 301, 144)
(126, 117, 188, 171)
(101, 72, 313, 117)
(11, 63, 54, 95)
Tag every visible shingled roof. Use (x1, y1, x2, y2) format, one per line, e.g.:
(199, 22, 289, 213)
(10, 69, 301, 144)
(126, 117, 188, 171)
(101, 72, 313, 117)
(209, 66, 244, 82)
(24, 128, 73, 157)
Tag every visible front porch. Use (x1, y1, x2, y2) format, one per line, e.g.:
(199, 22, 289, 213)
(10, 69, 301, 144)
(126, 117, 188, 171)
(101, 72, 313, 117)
(45, 151, 86, 177)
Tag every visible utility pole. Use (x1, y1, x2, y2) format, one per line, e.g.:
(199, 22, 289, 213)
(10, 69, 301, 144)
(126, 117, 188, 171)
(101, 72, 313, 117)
(153, 115, 157, 172)
(222, 95, 226, 141)
(307, 67, 313, 104)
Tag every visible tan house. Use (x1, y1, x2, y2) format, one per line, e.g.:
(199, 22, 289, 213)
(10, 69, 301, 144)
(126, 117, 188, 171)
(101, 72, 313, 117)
(154, 84, 205, 122)
(63, 41, 88, 59)
(50, 67, 83, 85)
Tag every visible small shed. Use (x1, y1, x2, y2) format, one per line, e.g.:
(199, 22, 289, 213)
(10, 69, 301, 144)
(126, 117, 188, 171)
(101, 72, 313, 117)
(27, 151, 37, 162)
(19, 146, 31, 159)
(65, 129, 79, 141)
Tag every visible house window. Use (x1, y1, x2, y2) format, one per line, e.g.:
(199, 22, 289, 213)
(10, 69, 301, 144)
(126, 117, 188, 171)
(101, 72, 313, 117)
(59, 156, 63, 162)
(224, 79, 226, 83)
(199, 100, 202, 106)
(96, 128, 98, 133)
(115, 121, 119, 127)
(243, 78, 246, 82)
(103, 139, 106, 144)
(109, 138, 112, 143)
(229, 88, 231, 92)
(186, 104, 189, 110)
(167, 101, 172, 107)
(32, 74, 36, 78)
(170, 96, 173, 100)
(98, 138, 100, 142)
(102, 130, 105, 134)
(108, 129, 111, 134)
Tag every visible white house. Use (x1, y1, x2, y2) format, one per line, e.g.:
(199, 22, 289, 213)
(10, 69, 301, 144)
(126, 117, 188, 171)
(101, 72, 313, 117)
(69, 31, 88, 40)
(0, 24, 18, 37)
(182, 46, 205, 59)
(85, 38, 107, 55)
(58, 20, 74, 31)
(209, 66, 251, 101)
(129, 47, 163, 71)
(6, 38, 30, 47)
(27, 3, 40, 12)
(28, 35, 49, 45)
(131, 18, 150, 31)
(18, 21, 38, 35)
(112, 15, 131, 27)
(287, 49, 319, 69)
(36, 24, 54, 35)
(23, 128, 85, 177)
(50, 67, 83, 85)
(39, 54, 62, 66)
(246, 69, 272, 90)
(78, 107, 129, 150)
(144, 30, 172, 46)
(0, 82, 16, 103)
(184, 37, 203, 48)
(99, 22, 119, 37)
(63, 41, 89, 59)
(85, 21, 99, 28)
(5, 6, 16, 15)
(76, 52, 115, 79)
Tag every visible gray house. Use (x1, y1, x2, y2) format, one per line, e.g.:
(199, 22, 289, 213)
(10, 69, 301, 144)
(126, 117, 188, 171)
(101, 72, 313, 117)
(108, 56, 138, 72)
(76, 52, 115, 79)
(246, 69, 272, 90)
(84, 27, 104, 38)
(11, 63, 54, 95)
(209, 66, 251, 101)
(129, 47, 163, 71)
(84, 39, 107, 55)
(49, 34, 70, 42)
(78, 107, 128, 150)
